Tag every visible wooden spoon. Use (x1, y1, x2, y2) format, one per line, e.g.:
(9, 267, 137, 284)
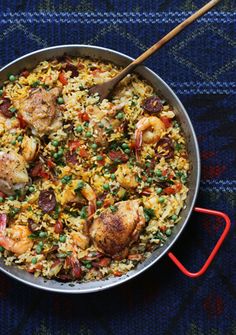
(89, 0, 221, 100)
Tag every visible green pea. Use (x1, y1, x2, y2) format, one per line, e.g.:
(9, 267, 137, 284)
(17, 135, 23, 142)
(31, 257, 37, 264)
(96, 200, 103, 207)
(76, 181, 84, 190)
(76, 125, 83, 133)
(155, 169, 162, 177)
(110, 205, 117, 213)
(9, 107, 17, 113)
(8, 196, 15, 201)
(171, 214, 178, 221)
(53, 152, 59, 159)
(147, 177, 152, 184)
(31, 80, 40, 88)
(121, 143, 129, 149)
(110, 174, 116, 180)
(28, 186, 35, 193)
(85, 263, 92, 269)
(84, 121, 89, 127)
(158, 197, 165, 203)
(0, 89, 3, 96)
(80, 208, 87, 219)
(57, 97, 64, 104)
(0, 197, 4, 203)
(9, 74, 16, 82)
(36, 245, 42, 254)
(181, 175, 187, 184)
(85, 131, 92, 138)
(57, 149, 64, 157)
(96, 155, 103, 161)
(156, 187, 162, 195)
(103, 184, 110, 191)
(116, 112, 124, 120)
(124, 148, 130, 154)
(145, 162, 151, 168)
(59, 235, 66, 243)
(0, 246, 4, 252)
(165, 228, 172, 236)
(159, 176, 166, 181)
(52, 140, 59, 147)
(38, 241, 44, 247)
(11, 140, 16, 145)
(91, 143, 98, 150)
(39, 231, 47, 238)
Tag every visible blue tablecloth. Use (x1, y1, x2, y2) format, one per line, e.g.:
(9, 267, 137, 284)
(0, 1, 235, 334)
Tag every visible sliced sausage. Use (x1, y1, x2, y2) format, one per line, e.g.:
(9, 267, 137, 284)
(38, 189, 56, 213)
(142, 96, 163, 114)
(156, 136, 174, 160)
(0, 98, 12, 118)
(64, 63, 79, 78)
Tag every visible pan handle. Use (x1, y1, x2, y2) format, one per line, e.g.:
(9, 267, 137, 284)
(168, 207, 231, 278)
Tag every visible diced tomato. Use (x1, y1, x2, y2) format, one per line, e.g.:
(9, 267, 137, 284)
(175, 183, 182, 192)
(160, 116, 172, 128)
(17, 115, 27, 129)
(162, 169, 168, 176)
(69, 140, 81, 151)
(20, 70, 30, 78)
(46, 159, 55, 168)
(113, 271, 123, 277)
(0, 191, 7, 199)
(77, 111, 90, 122)
(130, 141, 136, 149)
(108, 150, 128, 163)
(98, 257, 111, 267)
(58, 72, 68, 85)
(163, 187, 176, 195)
(54, 221, 63, 234)
(78, 148, 88, 158)
(103, 199, 111, 208)
(97, 156, 105, 166)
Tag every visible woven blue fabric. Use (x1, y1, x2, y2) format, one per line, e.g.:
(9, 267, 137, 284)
(0, 1, 235, 334)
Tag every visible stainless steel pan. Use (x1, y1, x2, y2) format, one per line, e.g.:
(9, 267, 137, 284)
(0, 45, 230, 293)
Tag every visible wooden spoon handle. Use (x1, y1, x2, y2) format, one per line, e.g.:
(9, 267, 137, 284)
(114, 0, 221, 82)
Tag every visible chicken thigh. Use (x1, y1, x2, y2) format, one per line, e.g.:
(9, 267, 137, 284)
(89, 200, 145, 258)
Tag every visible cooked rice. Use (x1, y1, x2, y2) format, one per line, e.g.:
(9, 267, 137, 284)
(0, 56, 189, 281)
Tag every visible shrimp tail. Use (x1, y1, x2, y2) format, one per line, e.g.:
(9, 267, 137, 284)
(0, 235, 12, 250)
(88, 200, 97, 218)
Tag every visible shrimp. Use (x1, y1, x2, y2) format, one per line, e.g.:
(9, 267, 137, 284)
(79, 183, 97, 217)
(60, 180, 96, 217)
(21, 135, 40, 162)
(115, 164, 138, 189)
(135, 116, 165, 158)
(0, 223, 33, 255)
(0, 150, 29, 195)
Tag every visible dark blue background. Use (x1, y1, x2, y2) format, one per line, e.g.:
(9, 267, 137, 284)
(0, 1, 235, 334)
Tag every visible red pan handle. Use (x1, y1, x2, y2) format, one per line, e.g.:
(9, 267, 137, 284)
(168, 207, 231, 278)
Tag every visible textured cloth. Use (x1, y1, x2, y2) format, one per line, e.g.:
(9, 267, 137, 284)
(0, 1, 235, 334)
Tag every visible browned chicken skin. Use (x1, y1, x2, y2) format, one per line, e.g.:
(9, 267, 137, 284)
(18, 87, 62, 136)
(89, 200, 145, 258)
